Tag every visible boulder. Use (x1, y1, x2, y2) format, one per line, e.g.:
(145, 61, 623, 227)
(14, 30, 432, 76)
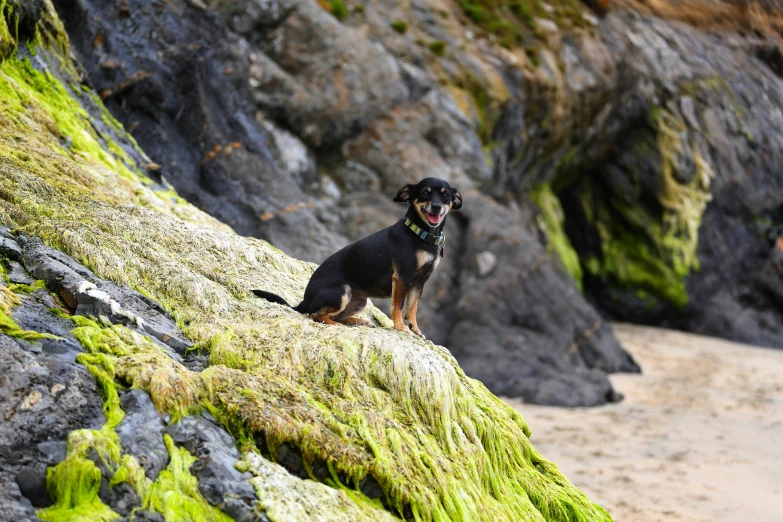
(0, 5, 612, 519)
(53, 0, 640, 406)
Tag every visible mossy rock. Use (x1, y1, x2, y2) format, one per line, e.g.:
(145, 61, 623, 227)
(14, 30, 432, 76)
(558, 106, 713, 315)
(455, 0, 589, 48)
(530, 184, 583, 290)
(0, 2, 612, 521)
(391, 20, 408, 34)
(428, 40, 447, 57)
(330, 0, 349, 21)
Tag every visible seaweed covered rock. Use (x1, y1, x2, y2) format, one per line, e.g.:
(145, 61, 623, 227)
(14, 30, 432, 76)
(1, 226, 265, 522)
(0, 313, 104, 522)
(0, 1, 611, 521)
(51, 0, 640, 406)
(480, 9, 783, 347)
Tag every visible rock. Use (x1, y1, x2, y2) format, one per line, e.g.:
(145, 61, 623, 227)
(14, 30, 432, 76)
(10, 293, 85, 359)
(54, 0, 345, 264)
(0, 7, 616, 518)
(120, 510, 165, 522)
(334, 162, 381, 193)
(358, 474, 384, 500)
(7, 261, 34, 284)
(760, 237, 783, 308)
(99, 480, 140, 517)
(15, 467, 50, 508)
(237, 452, 389, 522)
(535, 18, 559, 33)
(19, 390, 43, 410)
(504, 365, 623, 407)
(274, 443, 306, 479)
(474, 251, 497, 278)
(18, 234, 193, 356)
(582, 12, 599, 26)
(165, 416, 259, 522)
(3, 0, 43, 41)
(0, 227, 22, 262)
(0, 332, 105, 521)
(550, 13, 783, 348)
(1, 234, 264, 520)
(49, 0, 638, 407)
(37, 442, 67, 466)
(116, 390, 169, 480)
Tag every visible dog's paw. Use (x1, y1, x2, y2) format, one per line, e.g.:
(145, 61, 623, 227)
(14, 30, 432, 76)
(394, 324, 412, 334)
(410, 327, 425, 338)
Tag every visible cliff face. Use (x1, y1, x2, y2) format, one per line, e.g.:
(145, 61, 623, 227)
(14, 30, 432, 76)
(499, 8, 783, 346)
(0, 2, 611, 521)
(50, 0, 783, 412)
(50, 0, 647, 408)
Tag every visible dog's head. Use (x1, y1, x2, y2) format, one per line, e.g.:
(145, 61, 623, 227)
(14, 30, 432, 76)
(393, 178, 462, 227)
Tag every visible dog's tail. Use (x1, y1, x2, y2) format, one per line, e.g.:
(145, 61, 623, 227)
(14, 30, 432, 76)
(252, 290, 305, 313)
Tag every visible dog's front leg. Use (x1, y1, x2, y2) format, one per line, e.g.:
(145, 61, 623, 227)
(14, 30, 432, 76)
(405, 289, 424, 338)
(391, 276, 411, 333)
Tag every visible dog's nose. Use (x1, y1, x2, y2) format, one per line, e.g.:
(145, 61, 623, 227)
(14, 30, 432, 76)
(430, 204, 442, 213)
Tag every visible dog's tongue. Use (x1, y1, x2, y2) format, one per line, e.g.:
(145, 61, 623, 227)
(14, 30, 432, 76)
(425, 212, 441, 226)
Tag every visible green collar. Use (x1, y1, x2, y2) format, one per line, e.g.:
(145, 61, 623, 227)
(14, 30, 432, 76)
(405, 218, 446, 246)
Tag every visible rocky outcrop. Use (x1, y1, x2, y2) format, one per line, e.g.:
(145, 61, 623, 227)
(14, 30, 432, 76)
(1, 225, 265, 521)
(73, 0, 781, 352)
(487, 9, 783, 348)
(52, 0, 641, 407)
(0, 2, 611, 520)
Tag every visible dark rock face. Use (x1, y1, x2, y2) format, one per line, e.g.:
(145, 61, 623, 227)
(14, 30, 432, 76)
(116, 390, 169, 480)
(53, 0, 641, 406)
(165, 416, 266, 522)
(19, 234, 194, 356)
(53, 0, 344, 264)
(99, 480, 140, 517)
(0, 229, 106, 522)
(494, 12, 783, 349)
(0, 331, 104, 521)
(0, 227, 265, 520)
(447, 198, 637, 406)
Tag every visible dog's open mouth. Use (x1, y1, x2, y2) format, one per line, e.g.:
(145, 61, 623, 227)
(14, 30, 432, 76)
(424, 212, 442, 226)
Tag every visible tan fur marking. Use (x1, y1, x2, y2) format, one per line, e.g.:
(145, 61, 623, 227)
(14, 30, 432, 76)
(338, 285, 350, 314)
(405, 289, 423, 337)
(309, 285, 350, 327)
(311, 313, 341, 325)
(416, 249, 435, 269)
(390, 267, 410, 333)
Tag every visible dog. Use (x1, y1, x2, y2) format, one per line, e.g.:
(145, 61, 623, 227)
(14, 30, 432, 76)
(252, 177, 462, 337)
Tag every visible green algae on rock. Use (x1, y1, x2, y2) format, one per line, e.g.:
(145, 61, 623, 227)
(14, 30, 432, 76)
(236, 452, 398, 522)
(38, 325, 234, 522)
(0, 283, 61, 340)
(530, 184, 583, 290)
(567, 105, 713, 310)
(0, 2, 613, 521)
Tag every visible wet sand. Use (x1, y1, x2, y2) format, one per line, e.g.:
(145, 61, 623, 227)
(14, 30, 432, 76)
(505, 324, 783, 522)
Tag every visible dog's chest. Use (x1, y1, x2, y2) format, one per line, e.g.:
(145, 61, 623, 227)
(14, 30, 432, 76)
(416, 249, 440, 273)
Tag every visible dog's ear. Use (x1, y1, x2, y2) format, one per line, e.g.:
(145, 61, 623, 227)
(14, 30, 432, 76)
(393, 184, 416, 203)
(451, 187, 463, 210)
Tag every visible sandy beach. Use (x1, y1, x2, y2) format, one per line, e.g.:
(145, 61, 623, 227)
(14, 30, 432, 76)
(505, 324, 783, 522)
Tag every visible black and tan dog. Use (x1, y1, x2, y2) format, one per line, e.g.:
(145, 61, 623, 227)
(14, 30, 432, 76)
(252, 177, 462, 337)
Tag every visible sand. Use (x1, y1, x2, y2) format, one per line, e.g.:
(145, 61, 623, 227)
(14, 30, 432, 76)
(505, 324, 783, 522)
